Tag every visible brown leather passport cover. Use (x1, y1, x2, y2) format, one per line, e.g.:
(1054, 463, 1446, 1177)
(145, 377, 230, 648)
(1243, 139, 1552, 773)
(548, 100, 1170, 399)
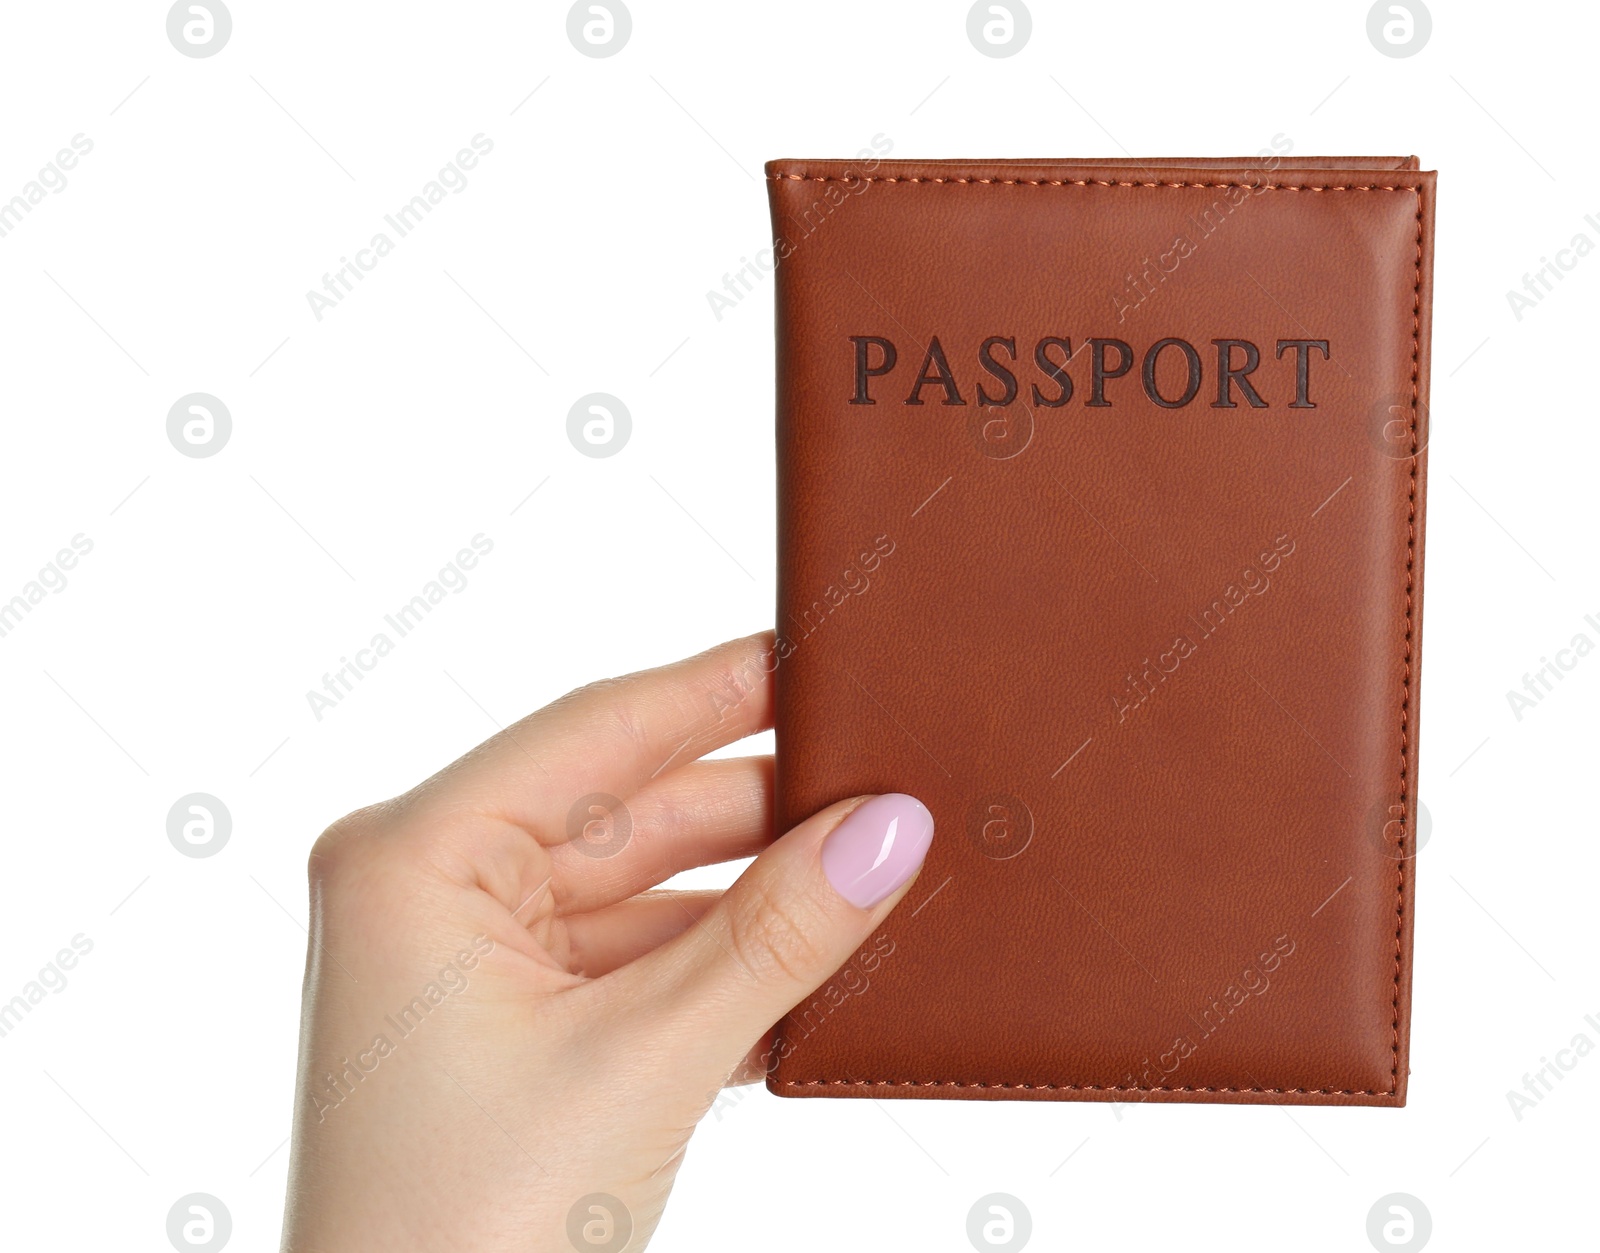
(767, 157, 1434, 1106)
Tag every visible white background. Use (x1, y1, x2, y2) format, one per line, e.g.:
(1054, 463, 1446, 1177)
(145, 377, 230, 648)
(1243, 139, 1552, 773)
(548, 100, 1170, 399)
(0, 1, 1594, 1250)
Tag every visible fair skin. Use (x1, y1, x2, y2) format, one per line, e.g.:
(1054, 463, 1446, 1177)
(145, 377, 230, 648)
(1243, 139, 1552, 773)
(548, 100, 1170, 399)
(282, 632, 929, 1251)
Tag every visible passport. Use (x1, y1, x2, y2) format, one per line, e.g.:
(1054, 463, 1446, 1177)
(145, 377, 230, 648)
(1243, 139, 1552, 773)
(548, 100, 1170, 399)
(766, 156, 1435, 1105)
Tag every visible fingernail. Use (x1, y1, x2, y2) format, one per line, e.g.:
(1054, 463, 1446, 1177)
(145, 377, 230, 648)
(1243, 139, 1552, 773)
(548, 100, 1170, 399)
(821, 794, 935, 909)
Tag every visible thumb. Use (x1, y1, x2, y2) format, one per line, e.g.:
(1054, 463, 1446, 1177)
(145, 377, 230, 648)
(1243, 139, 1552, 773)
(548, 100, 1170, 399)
(632, 793, 935, 1064)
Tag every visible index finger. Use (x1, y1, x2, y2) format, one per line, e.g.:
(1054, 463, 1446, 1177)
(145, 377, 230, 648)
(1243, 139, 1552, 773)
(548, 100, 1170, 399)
(428, 631, 779, 837)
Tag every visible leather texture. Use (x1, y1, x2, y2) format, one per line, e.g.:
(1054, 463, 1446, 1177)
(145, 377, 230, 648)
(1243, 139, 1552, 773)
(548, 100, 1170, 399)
(766, 156, 1434, 1106)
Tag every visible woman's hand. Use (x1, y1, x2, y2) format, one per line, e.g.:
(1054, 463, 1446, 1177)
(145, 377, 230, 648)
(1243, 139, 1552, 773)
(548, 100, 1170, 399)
(281, 631, 934, 1251)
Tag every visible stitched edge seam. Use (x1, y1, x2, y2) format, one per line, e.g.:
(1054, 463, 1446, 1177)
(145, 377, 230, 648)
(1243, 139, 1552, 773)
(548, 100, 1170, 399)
(769, 176, 1425, 1098)
(769, 174, 1421, 191)
(1393, 187, 1423, 1095)
(774, 1080, 1397, 1095)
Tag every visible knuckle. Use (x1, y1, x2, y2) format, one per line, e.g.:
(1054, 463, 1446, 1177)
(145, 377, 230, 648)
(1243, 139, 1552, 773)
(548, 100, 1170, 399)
(305, 800, 397, 887)
(723, 875, 833, 988)
(557, 676, 655, 756)
(706, 652, 766, 721)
